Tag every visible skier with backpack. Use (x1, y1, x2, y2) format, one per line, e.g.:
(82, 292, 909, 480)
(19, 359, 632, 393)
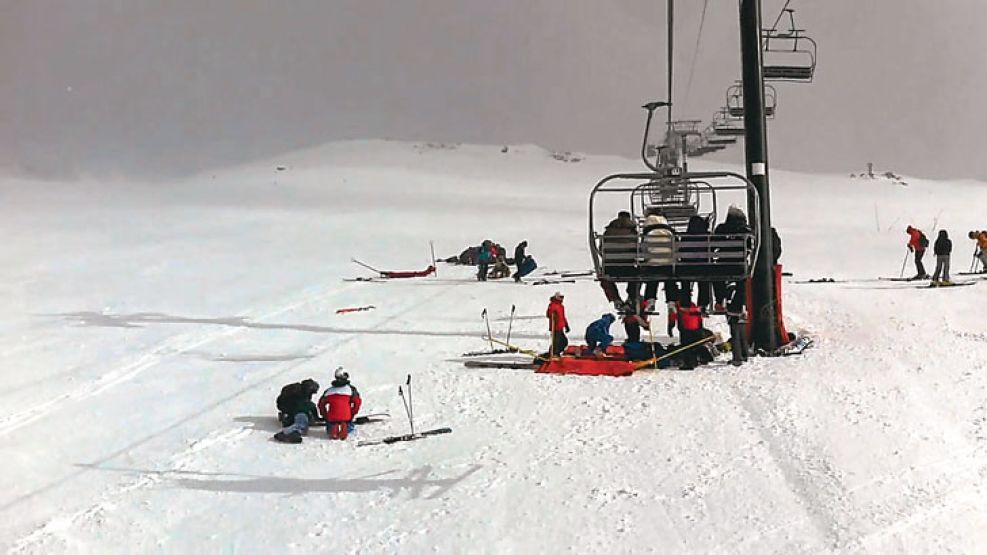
(317, 367, 363, 440)
(905, 225, 931, 280)
(969, 231, 987, 272)
(274, 378, 321, 444)
(931, 230, 953, 286)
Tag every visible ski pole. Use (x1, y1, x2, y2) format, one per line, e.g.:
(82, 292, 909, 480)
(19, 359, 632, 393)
(972, 247, 980, 273)
(899, 249, 909, 278)
(429, 241, 437, 277)
(481, 309, 494, 350)
(398, 386, 413, 435)
(405, 374, 415, 436)
(506, 304, 516, 347)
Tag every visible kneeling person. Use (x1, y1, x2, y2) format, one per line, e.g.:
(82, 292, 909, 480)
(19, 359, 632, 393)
(318, 367, 362, 440)
(274, 378, 320, 444)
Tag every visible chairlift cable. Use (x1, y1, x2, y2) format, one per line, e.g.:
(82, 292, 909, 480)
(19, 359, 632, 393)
(666, 0, 674, 125)
(682, 0, 709, 114)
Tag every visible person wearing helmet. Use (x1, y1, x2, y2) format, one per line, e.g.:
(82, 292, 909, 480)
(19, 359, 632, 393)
(318, 367, 363, 440)
(545, 291, 570, 357)
(584, 313, 617, 357)
(273, 378, 320, 444)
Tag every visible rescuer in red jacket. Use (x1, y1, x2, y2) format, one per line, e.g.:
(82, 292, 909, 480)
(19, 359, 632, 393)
(545, 291, 570, 357)
(318, 367, 362, 440)
(676, 292, 706, 370)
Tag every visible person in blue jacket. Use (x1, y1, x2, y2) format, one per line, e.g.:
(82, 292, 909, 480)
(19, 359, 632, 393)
(584, 313, 616, 356)
(477, 240, 493, 281)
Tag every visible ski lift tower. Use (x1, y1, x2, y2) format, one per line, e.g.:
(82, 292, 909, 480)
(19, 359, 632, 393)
(739, 0, 781, 350)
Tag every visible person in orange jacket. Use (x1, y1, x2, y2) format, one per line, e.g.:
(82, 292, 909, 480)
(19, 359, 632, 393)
(969, 231, 987, 272)
(905, 225, 930, 280)
(545, 291, 570, 357)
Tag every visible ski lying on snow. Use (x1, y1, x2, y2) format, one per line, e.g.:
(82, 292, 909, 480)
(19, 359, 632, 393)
(918, 282, 976, 289)
(463, 360, 538, 370)
(310, 413, 390, 425)
(530, 279, 576, 286)
(357, 427, 452, 447)
(878, 277, 929, 282)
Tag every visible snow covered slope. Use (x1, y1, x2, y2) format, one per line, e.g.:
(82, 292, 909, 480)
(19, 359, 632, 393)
(1, 141, 985, 553)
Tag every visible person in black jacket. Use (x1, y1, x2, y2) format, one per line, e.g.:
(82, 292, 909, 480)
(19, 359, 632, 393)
(712, 206, 752, 311)
(678, 215, 713, 312)
(274, 378, 320, 444)
(931, 230, 952, 285)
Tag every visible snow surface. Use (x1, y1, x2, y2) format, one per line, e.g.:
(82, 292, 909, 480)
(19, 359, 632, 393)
(2, 140, 986, 553)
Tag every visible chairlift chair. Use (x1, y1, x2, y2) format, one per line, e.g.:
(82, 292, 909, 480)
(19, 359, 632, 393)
(726, 82, 777, 118)
(712, 109, 745, 136)
(589, 171, 761, 283)
(762, 8, 817, 83)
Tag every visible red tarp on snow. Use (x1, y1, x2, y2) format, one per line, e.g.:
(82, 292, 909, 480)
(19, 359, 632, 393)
(537, 345, 637, 376)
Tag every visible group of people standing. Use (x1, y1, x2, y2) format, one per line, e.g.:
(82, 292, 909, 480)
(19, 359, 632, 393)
(904, 226, 987, 284)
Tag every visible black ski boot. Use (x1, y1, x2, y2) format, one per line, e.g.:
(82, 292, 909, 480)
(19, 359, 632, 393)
(273, 430, 303, 444)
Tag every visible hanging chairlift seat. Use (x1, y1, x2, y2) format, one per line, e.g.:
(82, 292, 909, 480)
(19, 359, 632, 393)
(761, 10, 817, 83)
(590, 172, 760, 283)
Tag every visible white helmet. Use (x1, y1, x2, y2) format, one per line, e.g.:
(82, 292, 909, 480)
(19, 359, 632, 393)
(334, 366, 349, 380)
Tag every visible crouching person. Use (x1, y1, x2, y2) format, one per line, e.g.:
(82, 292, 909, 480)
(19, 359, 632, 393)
(274, 378, 320, 444)
(584, 313, 616, 357)
(318, 367, 362, 440)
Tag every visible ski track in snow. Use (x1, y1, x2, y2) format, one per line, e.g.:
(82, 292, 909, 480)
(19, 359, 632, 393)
(7, 278, 466, 552)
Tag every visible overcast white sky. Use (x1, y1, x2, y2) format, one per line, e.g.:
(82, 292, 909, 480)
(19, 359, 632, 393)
(3, 1, 987, 180)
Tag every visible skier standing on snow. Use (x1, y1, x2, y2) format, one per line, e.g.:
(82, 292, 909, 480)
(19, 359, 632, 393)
(724, 282, 749, 366)
(969, 231, 987, 272)
(546, 291, 570, 357)
(317, 367, 362, 440)
(676, 291, 706, 370)
(584, 313, 617, 356)
(931, 230, 952, 285)
(514, 241, 527, 273)
(274, 378, 320, 444)
(905, 225, 930, 280)
(477, 240, 494, 281)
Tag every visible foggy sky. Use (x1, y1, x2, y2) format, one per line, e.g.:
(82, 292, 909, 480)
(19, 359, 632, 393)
(3, 1, 987, 180)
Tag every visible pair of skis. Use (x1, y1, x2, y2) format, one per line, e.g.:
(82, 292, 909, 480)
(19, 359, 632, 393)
(357, 374, 452, 447)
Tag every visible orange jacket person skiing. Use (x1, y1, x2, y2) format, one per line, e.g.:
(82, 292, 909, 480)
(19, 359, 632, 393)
(905, 225, 930, 280)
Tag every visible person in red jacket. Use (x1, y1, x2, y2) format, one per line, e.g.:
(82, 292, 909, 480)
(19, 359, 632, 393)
(545, 291, 570, 357)
(676, 291, 705, 370)
(318, 367, 362, 440)
(905, 225, 930, 280)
